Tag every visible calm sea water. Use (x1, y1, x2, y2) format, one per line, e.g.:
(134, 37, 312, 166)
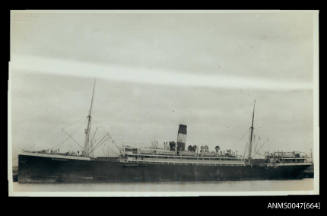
(12, 178, 314, 193)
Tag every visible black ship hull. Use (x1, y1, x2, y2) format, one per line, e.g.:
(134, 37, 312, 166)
(18, 154, 311, 183)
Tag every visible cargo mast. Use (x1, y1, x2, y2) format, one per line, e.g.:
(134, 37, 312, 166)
(83, 79, 96, 157)
(248, 100, 256, 160)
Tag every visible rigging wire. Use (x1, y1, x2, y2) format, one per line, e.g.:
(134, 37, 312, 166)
(46, 117, 85, 151)
(49, 127, 82, 151)
(61, 128, 84, 149)
(88, 134, 111, 155)
(254, 140, 265, 156)
(241, 127, 251, 160)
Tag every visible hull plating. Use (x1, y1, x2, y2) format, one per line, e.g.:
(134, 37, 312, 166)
(18, 154, 311, 183)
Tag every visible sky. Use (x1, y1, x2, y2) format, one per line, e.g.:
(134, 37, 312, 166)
(9, 11, 318, 165)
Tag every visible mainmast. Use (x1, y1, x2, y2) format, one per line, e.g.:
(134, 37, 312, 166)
(83, 79, 96, 157)
(248, 100, 256, 160)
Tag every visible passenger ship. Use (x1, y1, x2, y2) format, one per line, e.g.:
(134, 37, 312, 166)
(17, 81, 313, 183)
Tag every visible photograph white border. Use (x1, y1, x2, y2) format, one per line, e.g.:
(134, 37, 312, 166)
(8, 10, 319, 196)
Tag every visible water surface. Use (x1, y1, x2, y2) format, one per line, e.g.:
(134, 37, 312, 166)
(13, 178, 314, 193)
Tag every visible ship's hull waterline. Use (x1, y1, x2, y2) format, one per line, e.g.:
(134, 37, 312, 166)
(18, 154, 311, 183)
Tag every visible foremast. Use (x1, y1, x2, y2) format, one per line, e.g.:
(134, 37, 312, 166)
(83, 79, 96, 157)
(247, 100, 256, 161)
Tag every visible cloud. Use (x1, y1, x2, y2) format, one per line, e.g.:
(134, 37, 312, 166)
(11, 55, 312, 91)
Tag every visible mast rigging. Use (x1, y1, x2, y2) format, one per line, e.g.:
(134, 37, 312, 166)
(83, 79, 96, 157)
(248, 100, 256, 160)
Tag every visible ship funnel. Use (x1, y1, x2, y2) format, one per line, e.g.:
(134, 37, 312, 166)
(177, 124, 187, 152)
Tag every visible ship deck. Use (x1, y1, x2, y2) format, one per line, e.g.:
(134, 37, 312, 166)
(21, 152, 91, 161)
